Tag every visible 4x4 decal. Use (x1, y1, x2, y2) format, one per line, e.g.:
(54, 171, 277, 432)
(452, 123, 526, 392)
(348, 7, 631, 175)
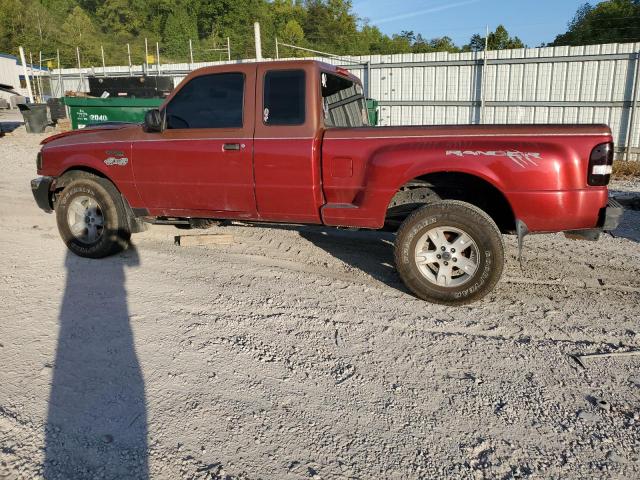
(104, 157, 128, 166)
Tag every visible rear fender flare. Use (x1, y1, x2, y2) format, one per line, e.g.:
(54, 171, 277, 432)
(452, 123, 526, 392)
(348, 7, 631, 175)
(361, 145, 512, 222)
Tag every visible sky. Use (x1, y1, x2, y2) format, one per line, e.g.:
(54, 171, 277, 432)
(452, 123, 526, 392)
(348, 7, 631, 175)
(352, 0, 591, 47)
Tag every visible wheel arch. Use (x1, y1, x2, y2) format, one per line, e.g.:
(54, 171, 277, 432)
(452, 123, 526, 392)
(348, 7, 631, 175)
(56, 166, 112, 190)
(53, 167, 146, 233)
(385, 170, 516, 233)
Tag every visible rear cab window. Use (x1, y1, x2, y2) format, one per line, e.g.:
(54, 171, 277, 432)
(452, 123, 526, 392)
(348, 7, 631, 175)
(165, 72, 244, 129)
(321, 72, 369, 128)
(263, 70, 305, 125)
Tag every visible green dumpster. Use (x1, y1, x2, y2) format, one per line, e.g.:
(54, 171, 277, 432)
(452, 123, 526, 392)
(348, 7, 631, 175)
(63, 97, 164, 130)
(366, 98, 379, 126)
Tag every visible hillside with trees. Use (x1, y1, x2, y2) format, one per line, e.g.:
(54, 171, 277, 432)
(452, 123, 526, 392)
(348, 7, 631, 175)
(0, 0, 638, 68)
(0, 0, 527, 67)
(551, 0, 640, 46)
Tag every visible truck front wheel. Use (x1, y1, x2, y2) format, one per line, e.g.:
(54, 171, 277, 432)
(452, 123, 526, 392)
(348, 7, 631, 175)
(394, 200, 504, 305)
(55, 176, 131, 258)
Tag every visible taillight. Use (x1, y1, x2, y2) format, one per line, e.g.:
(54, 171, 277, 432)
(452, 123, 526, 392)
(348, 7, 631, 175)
(587, 142, 613, 186)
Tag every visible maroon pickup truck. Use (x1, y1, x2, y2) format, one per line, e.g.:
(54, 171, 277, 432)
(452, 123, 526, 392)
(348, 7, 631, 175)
(31, 60, 622, 304)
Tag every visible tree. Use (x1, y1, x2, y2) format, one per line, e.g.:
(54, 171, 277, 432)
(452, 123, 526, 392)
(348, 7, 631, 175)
(280, 19, 305, 45)
(61, 6, 100, 64)
(97, 0, 148, 36)
(552, 0, 640, 46)
(163, 4, 198, 60)
(463, 25, 525, 51)
(302, 0, 360, 54)
(465, 33, 485, 52)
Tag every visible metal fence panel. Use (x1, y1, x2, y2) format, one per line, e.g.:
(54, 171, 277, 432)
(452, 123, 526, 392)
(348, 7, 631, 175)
(50, 41, 640, 160)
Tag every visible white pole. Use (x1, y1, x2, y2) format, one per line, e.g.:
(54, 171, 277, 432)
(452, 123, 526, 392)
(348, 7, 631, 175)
(480, 25, 489, 124)
(101, 45, 106, 76)
(19, 46, 34, 102)
(29, 51, 37, 100)
(624, 50, 640, 161)
(254, 22, 262, 60)
(275, 37, 279, 59)
(189, 38, 194, 68)
(76, 46, 83, 92)
(156, 42, 161, 75)
(144, 37, 149, 74)
(127, 43, 132, 75)
(227, 37, 231, 61)
(37, 51, 44, 103)
(57, 49, 62, 97)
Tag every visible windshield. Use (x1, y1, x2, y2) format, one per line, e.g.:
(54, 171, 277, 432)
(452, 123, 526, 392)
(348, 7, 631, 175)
(321, 72, 369, 128)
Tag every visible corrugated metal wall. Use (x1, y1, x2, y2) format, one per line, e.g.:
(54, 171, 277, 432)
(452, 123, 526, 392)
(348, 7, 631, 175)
(51, 41, 640, 160)
(0, 55, 19, 89)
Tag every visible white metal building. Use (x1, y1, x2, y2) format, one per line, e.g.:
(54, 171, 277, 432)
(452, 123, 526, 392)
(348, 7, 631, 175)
(0, 52, 50, 106)
(0, 53, 21, 106)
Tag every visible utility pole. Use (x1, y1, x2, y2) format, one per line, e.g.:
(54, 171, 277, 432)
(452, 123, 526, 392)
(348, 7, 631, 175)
(275, 37, 279, 59)
(227, 37, 231, 61)
(254, 22, 262, 60)
(189, 39, 194, 68)
(18, 47, 34, 103)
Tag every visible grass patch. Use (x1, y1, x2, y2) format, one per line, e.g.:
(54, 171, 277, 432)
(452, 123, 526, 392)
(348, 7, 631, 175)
(612, 160, 640, 178)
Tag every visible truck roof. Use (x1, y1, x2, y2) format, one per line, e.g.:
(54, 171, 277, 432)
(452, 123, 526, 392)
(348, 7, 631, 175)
(188, 59, 361, 84)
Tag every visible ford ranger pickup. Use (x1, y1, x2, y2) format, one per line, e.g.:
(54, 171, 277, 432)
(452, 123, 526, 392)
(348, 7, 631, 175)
(31, 60, 623, 304)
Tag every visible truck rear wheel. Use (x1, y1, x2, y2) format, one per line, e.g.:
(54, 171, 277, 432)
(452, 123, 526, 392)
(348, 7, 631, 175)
(55, 176, 131, 258)
(394, 200, 504, 305)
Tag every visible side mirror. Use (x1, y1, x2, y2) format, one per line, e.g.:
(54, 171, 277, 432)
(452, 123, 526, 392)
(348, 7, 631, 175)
(144, 109, 164, 132)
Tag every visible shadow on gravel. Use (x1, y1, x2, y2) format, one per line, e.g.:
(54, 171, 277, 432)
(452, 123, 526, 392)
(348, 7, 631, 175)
(611, 209, 640, 243)
(0, 121, 23, 135)
(45, 247, 148, 479)
(610, 194, 640, 243)
(297, 226, 411, 293)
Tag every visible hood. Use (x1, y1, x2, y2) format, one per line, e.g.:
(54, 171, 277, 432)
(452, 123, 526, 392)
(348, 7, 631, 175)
(40, 123, 140, 147)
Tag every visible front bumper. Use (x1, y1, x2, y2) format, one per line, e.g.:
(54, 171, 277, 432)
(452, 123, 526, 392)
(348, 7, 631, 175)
(31, 176, 54, 213)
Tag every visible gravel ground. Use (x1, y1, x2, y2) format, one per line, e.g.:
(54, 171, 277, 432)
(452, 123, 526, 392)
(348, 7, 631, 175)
(1, 125, 639, 479)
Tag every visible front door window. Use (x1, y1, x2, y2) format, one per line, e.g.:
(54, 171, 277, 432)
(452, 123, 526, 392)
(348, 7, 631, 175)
(165, 73, 244, 129)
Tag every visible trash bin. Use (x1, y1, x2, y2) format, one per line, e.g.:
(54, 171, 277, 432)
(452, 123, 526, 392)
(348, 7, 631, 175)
(63, 97, 164, 130)
(47, 98, 67, 122)
(18, 103, 49, 134)
(366, 98, 379, 126)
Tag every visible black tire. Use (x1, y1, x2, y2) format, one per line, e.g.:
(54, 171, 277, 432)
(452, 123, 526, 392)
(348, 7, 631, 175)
(55, 176, 131, 258)
(394, 200, 504, 305)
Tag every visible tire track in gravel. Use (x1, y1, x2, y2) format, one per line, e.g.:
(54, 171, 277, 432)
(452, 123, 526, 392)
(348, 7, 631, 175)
(135, 235, 639, 350)
(141, 233, 640, 296)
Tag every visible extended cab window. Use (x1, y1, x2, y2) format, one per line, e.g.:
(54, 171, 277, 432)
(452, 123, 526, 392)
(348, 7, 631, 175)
(165, 73, 244, 129)
(263, 70, 305, 125)
(321, 72, 369, 128)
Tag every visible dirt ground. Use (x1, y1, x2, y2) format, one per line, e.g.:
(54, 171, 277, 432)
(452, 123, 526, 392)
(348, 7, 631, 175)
(1, 120, 639, 479)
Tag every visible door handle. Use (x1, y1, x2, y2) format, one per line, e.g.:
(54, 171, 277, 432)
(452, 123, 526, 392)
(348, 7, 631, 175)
(222, 143, 243, 151)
